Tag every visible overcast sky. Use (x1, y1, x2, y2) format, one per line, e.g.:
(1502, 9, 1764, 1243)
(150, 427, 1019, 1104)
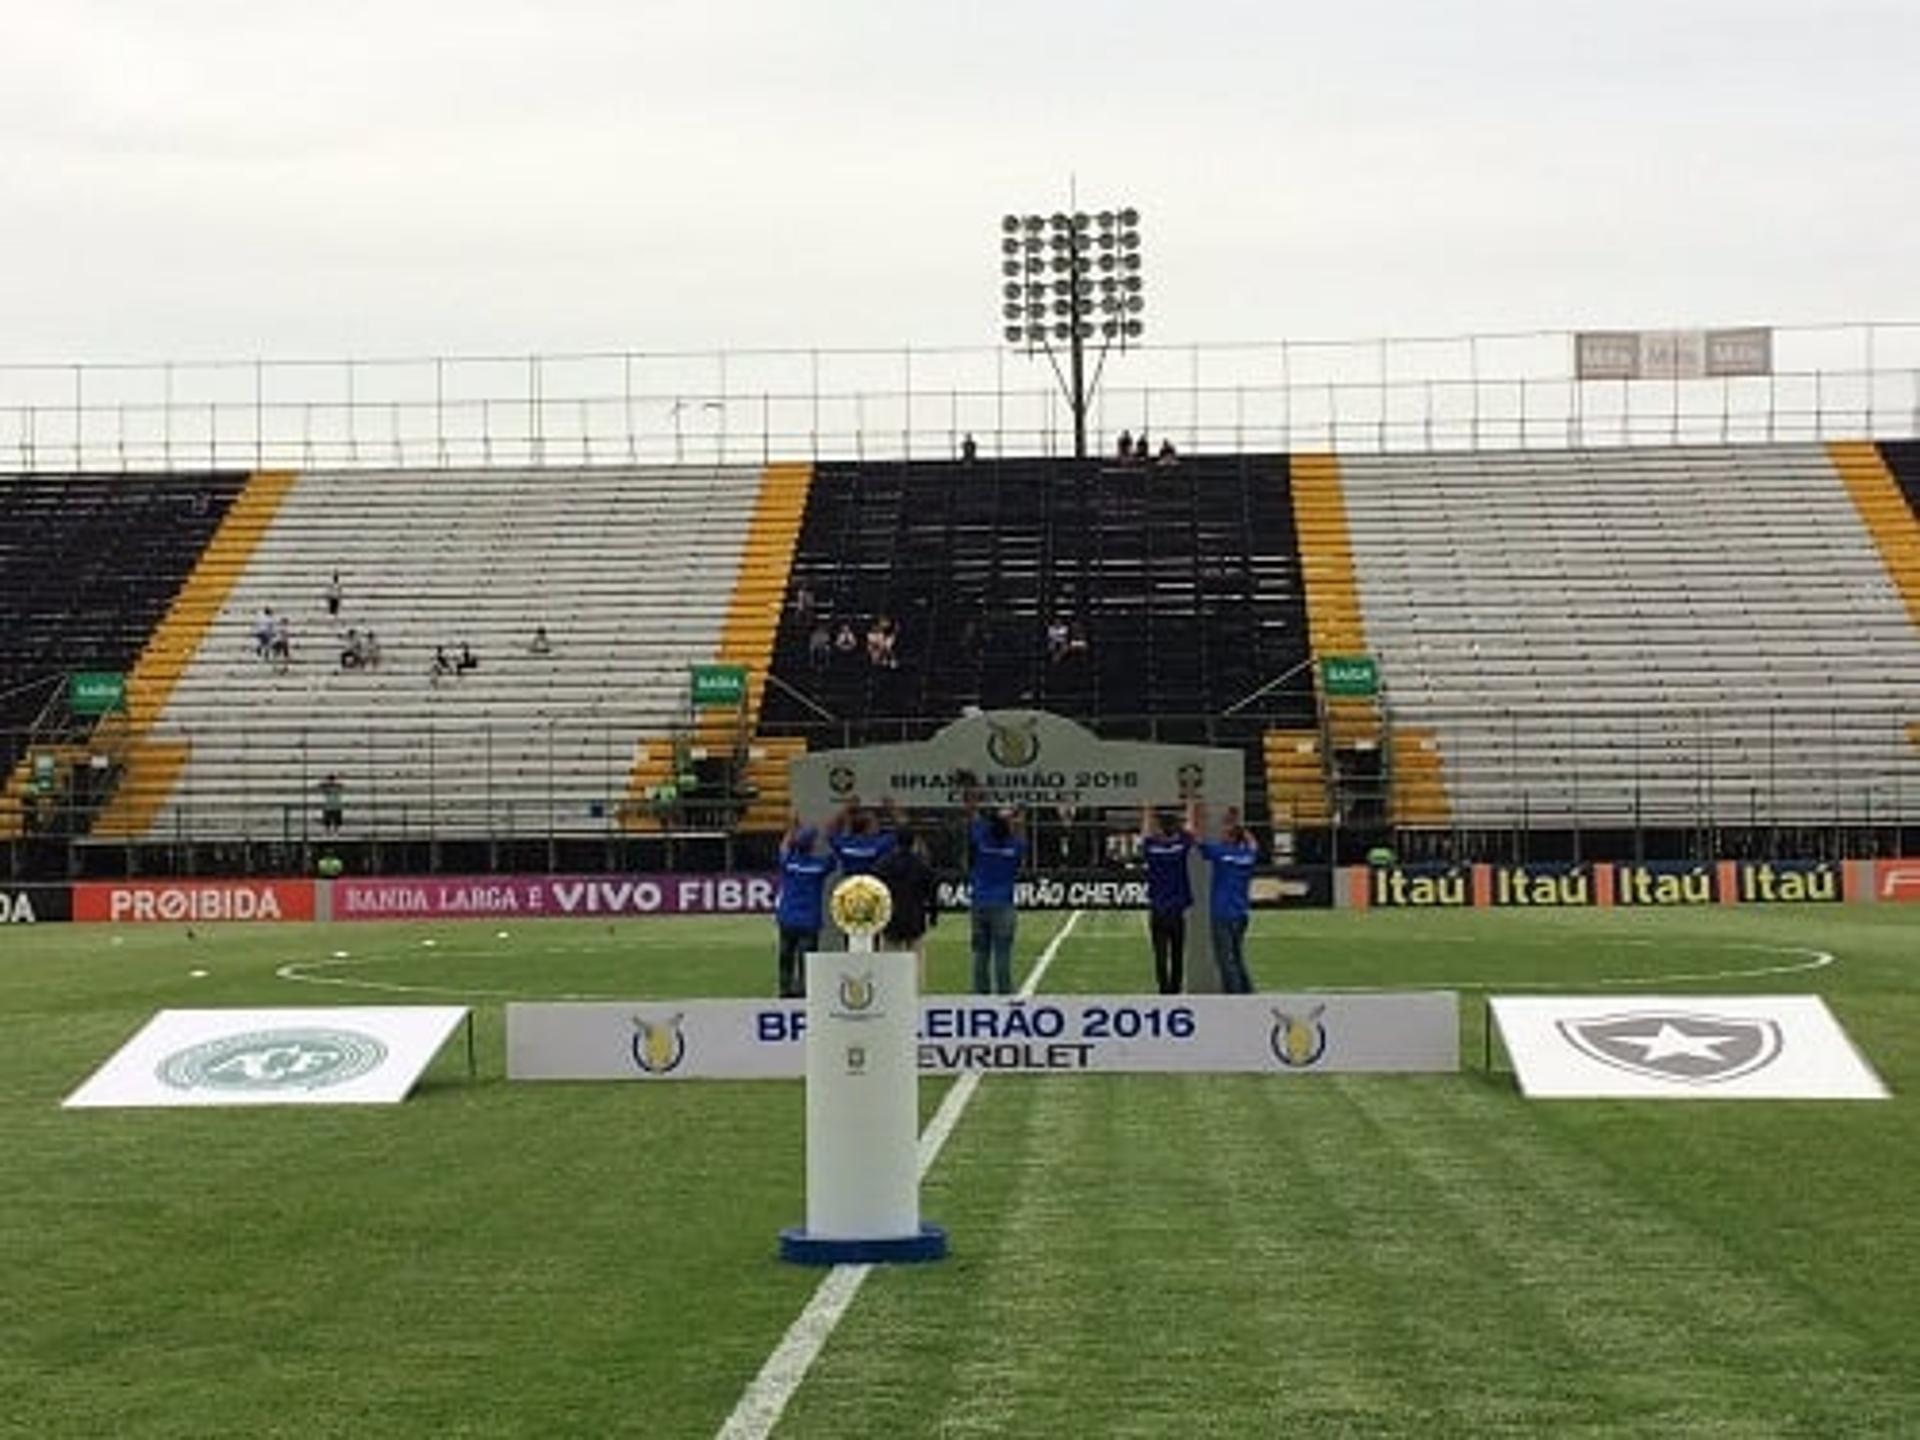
(2, 0, 1915, 364)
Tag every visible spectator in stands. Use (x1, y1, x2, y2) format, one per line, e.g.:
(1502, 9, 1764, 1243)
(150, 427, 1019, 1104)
(1157, 438, 1179, 468)
(829, 797, 898, 877)
(1067, 619, 1089, 660)
(270, 613, 292, 667)
(793, 584, 816, 625)
(960, 432, 978, 464)
(529, 625, 552, 656)
(774, 818, 835, 999)
(963, 784, 1025, 994)
(1195, 804, 1259, 994)
(254, 607, 276, 661)
(324, 572, 342, 618)
(432, 645, 455, 683)
(1116, 429, 1133, 463)
(318, 773, 345, 834)
(868, 616, 898, 670)
(834, 620, 858, 659)
(1140, 805, 1195, 994)
(960, 617, 984, 665)
(1134, 433, 1150, 463)
(808, 618, 832, 669)
(458, 643, 478, 674)
(872, 822, 940, 988)
(363, 630, 383, 669)
(1046, 616, 1070, 663)
(340, 628, 363, 671)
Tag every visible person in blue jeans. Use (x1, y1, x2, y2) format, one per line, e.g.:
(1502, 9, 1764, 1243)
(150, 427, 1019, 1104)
(1139, 805, 1195, 994)
(1196, 805, 1259, 994)
(774, 818, 836, 998)
(965, 792, 1026, 994)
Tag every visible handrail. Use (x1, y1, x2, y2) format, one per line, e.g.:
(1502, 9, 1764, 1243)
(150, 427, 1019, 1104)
(2, 320, 1915, 472)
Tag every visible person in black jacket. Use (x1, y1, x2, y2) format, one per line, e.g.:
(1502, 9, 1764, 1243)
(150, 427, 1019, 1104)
(870, 823, 940, 990)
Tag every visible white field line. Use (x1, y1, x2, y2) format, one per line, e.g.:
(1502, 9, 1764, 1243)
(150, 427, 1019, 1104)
(715, 908, 1083, 1440)
(1298, 944, 1835, 993)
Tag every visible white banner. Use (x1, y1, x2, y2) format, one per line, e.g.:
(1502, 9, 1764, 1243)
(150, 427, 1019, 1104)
(1574, 327, 1773, 380)
(64, 1007, 469, 1108)
(1490, 995, 1887, 1100)
(507, 992, 1458, 1080)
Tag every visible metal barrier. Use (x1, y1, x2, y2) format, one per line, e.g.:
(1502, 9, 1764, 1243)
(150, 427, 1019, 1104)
(8, 703, 1920, 878)
(3, 322, 1918, 471)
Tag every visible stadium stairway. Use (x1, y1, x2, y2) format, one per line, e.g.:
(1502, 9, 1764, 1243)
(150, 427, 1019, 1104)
(0, 472, 247, 839)
(100, 466, 767, 841)
(1337, 444, 1920, 831)
(1851, 441, 1920, 630)
(91, 471, 299, 838)
(621, 462, 813, 833)
(1289, 455, 1450, 828)
(755, 454, 1314, 831)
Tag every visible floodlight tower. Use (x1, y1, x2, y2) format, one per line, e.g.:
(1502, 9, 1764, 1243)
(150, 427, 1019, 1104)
(998, 207, 1145, 459)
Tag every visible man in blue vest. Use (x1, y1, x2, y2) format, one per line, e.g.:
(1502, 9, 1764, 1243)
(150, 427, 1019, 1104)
(828, 797, 898, 876)
(1196, 805, 1259, 994)
(964, 786, 1026, 995)
(1139, 805, 1195, 994)
(774, 818, 836, 998)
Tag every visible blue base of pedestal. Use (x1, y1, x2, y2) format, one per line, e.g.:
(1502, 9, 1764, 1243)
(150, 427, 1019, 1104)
(779, 1223, 948, 1266)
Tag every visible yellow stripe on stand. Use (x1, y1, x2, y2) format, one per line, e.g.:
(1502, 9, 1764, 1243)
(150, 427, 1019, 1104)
(1262, 729, 1329, 829)
(1830, 441, 1920, 631)
(1291, 454, 1450, 824)
(1390, 726, 1451, 826)
(1830, 442, 1920, 762)
(622, 462, 814, 832)
(89, 470, 299, 838)
(1292, 454, 1379, 750)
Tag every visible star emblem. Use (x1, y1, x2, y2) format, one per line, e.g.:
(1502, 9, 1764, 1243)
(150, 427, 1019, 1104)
(1611, 1022, 1731, 1064)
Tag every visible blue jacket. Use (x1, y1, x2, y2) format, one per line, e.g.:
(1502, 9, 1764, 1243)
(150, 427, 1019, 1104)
(968, 817, 1026, 906)
(1141, 831, 1194, 913)
(830, 829, 897, 876)
(1199, 838, 1257, 921)
(776, 846, 835, 931)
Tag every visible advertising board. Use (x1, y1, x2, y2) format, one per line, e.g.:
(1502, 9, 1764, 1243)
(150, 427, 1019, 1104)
(507, 991, 1459, 1080)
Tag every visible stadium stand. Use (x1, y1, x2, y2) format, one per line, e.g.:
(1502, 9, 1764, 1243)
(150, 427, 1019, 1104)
(15, 440, 1920, 863)
(0, 472, 245, 838)
(91, 465, 777, 841)
(754, 453, 1315, 829)
(1327, 443, 1920, 832)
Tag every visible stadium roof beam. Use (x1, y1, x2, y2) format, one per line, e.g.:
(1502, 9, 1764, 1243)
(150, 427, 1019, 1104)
(999, 206, 1144, 460)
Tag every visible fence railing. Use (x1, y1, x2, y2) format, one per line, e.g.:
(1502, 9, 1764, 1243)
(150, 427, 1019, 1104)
(3, 321, 1918, 472)
(9, 702, 1920, 879)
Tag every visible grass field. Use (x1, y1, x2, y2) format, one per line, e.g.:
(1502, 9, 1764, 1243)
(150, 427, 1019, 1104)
(3, 905, 1917, 1437)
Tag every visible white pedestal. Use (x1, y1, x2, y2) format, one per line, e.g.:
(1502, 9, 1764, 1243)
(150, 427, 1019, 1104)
(780, 935, 946, 1264)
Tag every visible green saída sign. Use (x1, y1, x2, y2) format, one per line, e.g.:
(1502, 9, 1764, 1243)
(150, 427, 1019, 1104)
(690, 663, 748, 709)
(1320, 655, 1379, 698)
(70, 672, 127, 715)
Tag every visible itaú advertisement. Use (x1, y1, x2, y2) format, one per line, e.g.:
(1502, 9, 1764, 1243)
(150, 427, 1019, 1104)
(1348, 860, 1850, 908)
(331, 874, 778, 920)
(74, 880, 315, 924)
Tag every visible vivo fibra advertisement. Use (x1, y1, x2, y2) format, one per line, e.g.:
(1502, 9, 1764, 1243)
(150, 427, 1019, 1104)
(330, 873, 778, 920)
(506, 991, 1461, 1080)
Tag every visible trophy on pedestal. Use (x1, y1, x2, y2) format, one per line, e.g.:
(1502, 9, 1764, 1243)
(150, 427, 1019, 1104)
(779, 875, 948, 1264)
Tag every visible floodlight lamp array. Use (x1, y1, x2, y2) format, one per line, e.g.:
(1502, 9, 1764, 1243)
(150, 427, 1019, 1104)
(998, 208, 1144, 349)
